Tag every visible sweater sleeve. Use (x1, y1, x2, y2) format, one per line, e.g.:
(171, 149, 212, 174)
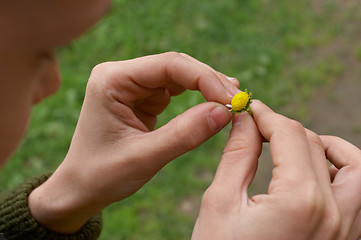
(0, 174, 102, 240)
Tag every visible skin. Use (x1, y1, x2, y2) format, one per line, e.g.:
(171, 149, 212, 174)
(192, 101, 361, 240)
(0, 0, 111, 164)
(28, 52, 238, 233)
(1, 0, 361, 238)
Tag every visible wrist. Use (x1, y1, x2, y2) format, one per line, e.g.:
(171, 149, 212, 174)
(28, 170, 103, 234)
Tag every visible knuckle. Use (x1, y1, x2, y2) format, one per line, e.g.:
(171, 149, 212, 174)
(200, 188, 214, 206)
(223, 137, 260, 159)
(284, 118, 305, 133)
(160, 51, 183, 60)
(86, 62, 127, 103)
(90, 62, 113, 79)
(200, 187, 223, 211)
(302, 184, 325, 217)
(307, 130, 323, 148)
(160, 51, 193, 69)
(164, 119, 198, 153)
(223, 136, 246, 153)
(87, 62, 114, 90)
(274, 117, 307, 139)
(284, 183, 325, 223)
(179, 131, 199, 150)
(156, 52, 185, 76)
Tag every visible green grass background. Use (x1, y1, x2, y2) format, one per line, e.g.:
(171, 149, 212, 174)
(0, 0, 350, 239)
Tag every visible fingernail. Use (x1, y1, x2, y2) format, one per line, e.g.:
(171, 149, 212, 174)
(226, 76, 235, 81)
(208, 107, 231, 132)
(232, 112, 245, 127)
(226, 87, 241, 98)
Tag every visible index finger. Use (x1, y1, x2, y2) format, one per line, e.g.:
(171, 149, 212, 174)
(251, 100, 317, 188)
(103, 52, 239, 105)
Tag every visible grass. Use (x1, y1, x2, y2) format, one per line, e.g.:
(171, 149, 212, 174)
(0, 0, 347, 239)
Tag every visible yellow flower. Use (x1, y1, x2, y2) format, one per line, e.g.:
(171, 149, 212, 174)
(231, 92, 250, 111)
(226, 89, 252, 115)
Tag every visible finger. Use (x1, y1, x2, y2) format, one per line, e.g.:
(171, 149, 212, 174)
(250, 100, 318, 192)
(348, 210, 361, 240)
(133, 88, 171, 130)
(141, 102, 232, 169)
(178, 53, 218, 72)
(208, 113, 262, 203)
(305, 129, 333, 194)
(320, 135, 361, 169)
(320, 136, 361, 228)
(225, 76, 240, 88)
(179, 53, 241, 90)
(329, 164, 338, 182)
(304, 130, 340, 239)
(97, 52, 239, 105)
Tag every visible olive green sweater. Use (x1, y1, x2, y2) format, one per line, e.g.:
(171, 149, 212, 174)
(0, 174, 102, 240)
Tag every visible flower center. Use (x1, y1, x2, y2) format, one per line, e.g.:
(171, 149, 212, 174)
(231, 92, 250, 111)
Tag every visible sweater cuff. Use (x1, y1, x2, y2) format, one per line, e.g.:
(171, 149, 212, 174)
(0, 174, 102, 240)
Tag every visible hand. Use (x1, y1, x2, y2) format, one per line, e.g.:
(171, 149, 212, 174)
(192, 100, 361, 240)
(28, 52, 239, 233)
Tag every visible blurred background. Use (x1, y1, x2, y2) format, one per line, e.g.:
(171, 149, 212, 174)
(1, 0, 360, 239)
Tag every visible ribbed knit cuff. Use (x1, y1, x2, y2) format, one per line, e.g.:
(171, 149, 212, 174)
(0, 174, 102, 240)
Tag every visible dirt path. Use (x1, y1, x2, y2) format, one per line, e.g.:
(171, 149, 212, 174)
(308, 42, 361, 148)
(305, 0, 361, 147)
(181, 0, 361, 213)
(250, 1, 361, 195)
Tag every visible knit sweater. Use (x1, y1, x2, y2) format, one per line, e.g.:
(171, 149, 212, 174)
(0, 174, 102, 240)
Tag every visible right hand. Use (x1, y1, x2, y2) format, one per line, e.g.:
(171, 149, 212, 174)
(192, 100, 361, 240)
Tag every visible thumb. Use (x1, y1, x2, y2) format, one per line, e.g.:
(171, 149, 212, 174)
(143, 102, 232, 167)
(209, 113, 262, 202)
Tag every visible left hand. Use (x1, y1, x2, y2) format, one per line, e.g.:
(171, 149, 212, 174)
(28, 52, 239, 233)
